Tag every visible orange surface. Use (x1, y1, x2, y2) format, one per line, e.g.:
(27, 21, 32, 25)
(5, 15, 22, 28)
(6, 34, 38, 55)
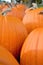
(0, 46, 19, 65)
(23, 7, 43, 33)
(7, 4, 27, 20)
(0, 15, 28, 59)
(20, 28, 43, 65)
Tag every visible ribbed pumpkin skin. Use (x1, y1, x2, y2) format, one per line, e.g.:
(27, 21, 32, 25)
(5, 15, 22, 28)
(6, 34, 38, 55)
(0, 46, 19, 65)
(20, 28, 43, 65)
(0, 15, 28, 59)
(7, 4, 27, 20)
(23, 7, 43, 33)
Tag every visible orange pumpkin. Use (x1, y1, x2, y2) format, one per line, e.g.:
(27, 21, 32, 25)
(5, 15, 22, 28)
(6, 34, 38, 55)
(20, 28, 43, 65)
(0, 46, 19, 65)
(16, 4, 27, 11)
(0, 15, 28, 60)
(7, 4, 27, 20)
(23, 7, 43, 33)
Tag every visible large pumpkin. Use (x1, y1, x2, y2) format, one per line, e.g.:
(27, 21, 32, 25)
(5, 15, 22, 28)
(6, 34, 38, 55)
(20, 28, 43, 65)
(0, 15, 28, 60)
(7, 4, 27, 20)
(23, 7, 43, 33)
(0, 46, 19, 65)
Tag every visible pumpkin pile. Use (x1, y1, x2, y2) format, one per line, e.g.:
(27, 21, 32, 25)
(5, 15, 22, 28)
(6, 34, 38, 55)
(0, 1, 43, 65)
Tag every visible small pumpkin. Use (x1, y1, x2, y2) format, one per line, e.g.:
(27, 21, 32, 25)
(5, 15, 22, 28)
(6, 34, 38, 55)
(16, 4, 27, 11)
(20, 28, 43, 65)
(23, 7, 43, 33)
(0, 46, 19, 65)
(0, 15, 28, 60)
(7, 4, 27, 20)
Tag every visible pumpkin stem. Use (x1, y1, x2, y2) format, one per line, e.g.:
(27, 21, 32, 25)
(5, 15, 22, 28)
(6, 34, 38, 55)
(32, 3, 38, 8)
(39, 11, 43, 14)
(29, 3, 38, 10)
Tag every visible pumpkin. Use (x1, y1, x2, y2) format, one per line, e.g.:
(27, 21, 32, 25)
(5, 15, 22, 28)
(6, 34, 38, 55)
(0, 15, 28, 60)
(0, 46, 19, 65)
(23, 7, 43, 33)
(16, 4, 27, 11)
(20, 28, 43, 65)
(25, 7, 43, 14)
(7, 4, 27, 20)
